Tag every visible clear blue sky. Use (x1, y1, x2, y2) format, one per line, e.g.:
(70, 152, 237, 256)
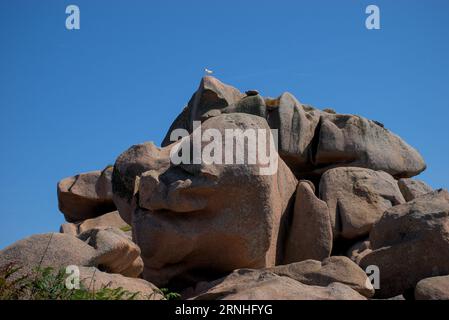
(1, 0, 448, 248)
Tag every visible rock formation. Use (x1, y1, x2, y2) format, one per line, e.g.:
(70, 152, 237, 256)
(1, 76, 447, 300)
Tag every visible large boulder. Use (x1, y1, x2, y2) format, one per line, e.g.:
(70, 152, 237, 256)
(221, 94, 267, 119)
(161, 76, 243, 146)
(319, 167, 405, 239)
(57, 166, 116, 222)
(313, 113, 426, 178)
(190, 269, 366, 300)
(60, 211, 130, 236)
(78, 267, 163, 300)
(284, 181, 332, 263)
(115, 113, 298, 287)
(360, 189, 449, 298)
(265, 93, 321, 175)
(0, 228, 143, 279)
(112, 143, 171, 224)
(161, 77, 426, 180)
(202, 92, 321, 176)
(415, 276, 449, 300)
(269, 256, 374, 297)
(78, 227, 143, 278)
(398, 178, 433, 201)
(0, 233, 96, 278)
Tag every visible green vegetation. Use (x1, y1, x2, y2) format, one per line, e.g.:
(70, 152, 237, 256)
(159, 288, 181, 300)
(0, 263, 140, 300)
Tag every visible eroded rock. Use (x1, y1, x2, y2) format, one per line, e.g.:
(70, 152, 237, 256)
(319, 167, 405, 239)
(118, 113, 298, 287)
(398, 178, 433, 201)
(190, 269, 366, 300)
(360, 189, 449, 298)
(57, 167, 116, 222)
(415, 276, 449, 300)
(269, 256, 374, 297)
(284, 180, 332, 263)
(79, 266, 163, 300)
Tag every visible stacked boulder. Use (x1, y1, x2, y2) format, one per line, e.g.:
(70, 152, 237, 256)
(1, 76, 447, 300)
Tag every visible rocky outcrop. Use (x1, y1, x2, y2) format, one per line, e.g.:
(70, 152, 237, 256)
(190, 269, 366, 300)
(265, 93, 321, 175)
(4, 76, 446, 300)
(269, 256, 374, 297)
(112, 142, 171, 224)
(78, 266, 163, 300)
(78, 227, 143, 278)
(347, 240, 371, 264)
(360, 189, 449, 298)
(0, 233, 96, 278)
(284, 181, 332, 263)
(415, 276, 449, 300)
(57, 167, 116, 222)
(312, 114, 426, 178)
(60, 211, 130, 236)
(161, 76, 243, 146)
(162, 77, 426, 179)
(0, 228, 143, 279)
(124, 113, 298, 287)
(398, 178, 433, 201)
(319, 167, 405, 239)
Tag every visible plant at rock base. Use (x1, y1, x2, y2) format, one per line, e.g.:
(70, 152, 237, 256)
(0, 263, 141, 300)
(159, 288, 181, 300)
(0, 263, 28, 299)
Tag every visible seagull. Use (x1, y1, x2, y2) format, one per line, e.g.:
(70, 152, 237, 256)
(204, 68, 213, 75)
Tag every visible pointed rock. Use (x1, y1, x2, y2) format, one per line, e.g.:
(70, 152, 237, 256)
(284, 180, 332, 263)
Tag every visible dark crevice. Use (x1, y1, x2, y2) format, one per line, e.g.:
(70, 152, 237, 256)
(309, 116, 323, 166)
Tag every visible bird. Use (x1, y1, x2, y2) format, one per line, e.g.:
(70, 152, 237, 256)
(204, 68, 213, 75)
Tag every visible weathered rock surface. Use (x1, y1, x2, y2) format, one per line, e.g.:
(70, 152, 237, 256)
(313, 113, 426, 178)
(79, 266, 163, 300)
(57, 167, 116, 222)
(60, 211, 130, 236)
(0, 233, 96, 277)
(319, 167, 405, 239)
(162, 77, 427, 179)
(222, 94, 267, 119)
(112, 142, 171, 224)
(161, 76, 243, 146)
(0, 228, 143, 279)
(398, 178, 433, 201)
(190, 269, 366, 300)
(347, 240, 371, 264)
(269, 256, 374, 297)
(360, 189, 449, 298)
(266, 93, 321, 175)
(120, 113, 298, 287)
(415, 276, 449, 300)
(96, 166, 114, 199)
(78, 227, 143, 278)
(4, 76, 440, 300)
(284, 180, 332, 263)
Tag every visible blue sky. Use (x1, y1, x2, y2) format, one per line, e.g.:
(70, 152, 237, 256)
(0, 0, 448, 248)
